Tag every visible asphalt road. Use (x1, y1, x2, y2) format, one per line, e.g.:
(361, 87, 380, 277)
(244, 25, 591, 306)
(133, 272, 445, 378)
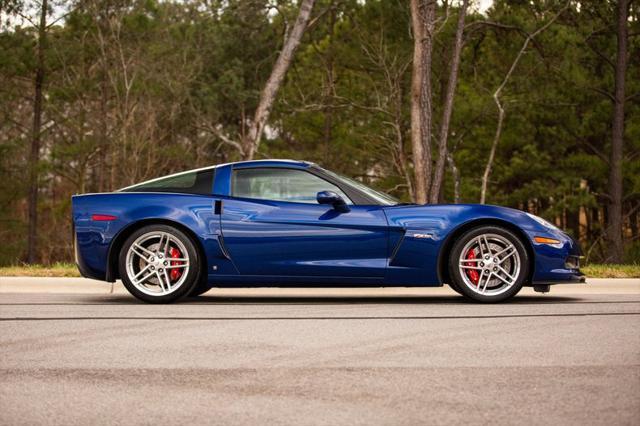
(0, 282, 639, 425)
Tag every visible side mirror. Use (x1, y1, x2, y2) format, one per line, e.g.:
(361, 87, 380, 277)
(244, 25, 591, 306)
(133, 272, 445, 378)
(316, 191, 350, 212)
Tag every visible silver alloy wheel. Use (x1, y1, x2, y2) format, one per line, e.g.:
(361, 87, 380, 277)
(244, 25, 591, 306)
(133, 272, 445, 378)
(125, 231, 190, 296)
(458, 233, 521, 296)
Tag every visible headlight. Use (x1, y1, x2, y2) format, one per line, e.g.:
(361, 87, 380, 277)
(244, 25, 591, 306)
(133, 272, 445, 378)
(526, 213, 560, 231)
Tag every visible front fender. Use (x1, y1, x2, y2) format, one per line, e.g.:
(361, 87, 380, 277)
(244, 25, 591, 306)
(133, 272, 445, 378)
(382, 204, 576, 286)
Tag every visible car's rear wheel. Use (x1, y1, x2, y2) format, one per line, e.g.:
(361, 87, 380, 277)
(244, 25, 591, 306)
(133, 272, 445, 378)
(448, 225, 529, 303)
(119, 225, 200, 303)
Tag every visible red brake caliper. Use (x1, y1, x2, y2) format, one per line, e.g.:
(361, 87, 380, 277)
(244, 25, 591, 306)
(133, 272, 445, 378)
(465, 249, 480, 286)
(169, 247, 183, 282)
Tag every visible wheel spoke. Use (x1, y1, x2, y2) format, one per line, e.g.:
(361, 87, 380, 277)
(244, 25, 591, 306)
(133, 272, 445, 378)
(460, 265, 483, 270)
(482, 235, 492, 256)
(498, 248, 517, 265)
(162, 270, 172, 293)
(132, 265, 151, 281)
(494, 244, 514, 258)
(156, 271, 168, 293)
(497, 265, 517, 285)
(165, 264, 188, 270)
(493, 272, 513, 286)
(132, 243, 154, 261)
(497, 248, 517, 264)
(133, 269, 155, 285)
(477, 236, 487, 258)
(459, 258, 482, 265)
(157, 233, 166, 256)
(479, 271, 492, 293)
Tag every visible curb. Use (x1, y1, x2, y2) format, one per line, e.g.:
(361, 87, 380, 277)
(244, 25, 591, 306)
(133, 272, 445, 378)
(0, 276, 638, 295)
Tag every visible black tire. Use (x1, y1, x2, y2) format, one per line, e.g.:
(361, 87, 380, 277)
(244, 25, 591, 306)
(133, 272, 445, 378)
(448, 280, 465, 296)
(188, 278, 212, 297)
(448, 225, 529, 303)
(119, 224, 201, 303)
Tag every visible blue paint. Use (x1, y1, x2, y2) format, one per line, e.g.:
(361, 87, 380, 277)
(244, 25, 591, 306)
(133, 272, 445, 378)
(72, 160, 583, 287)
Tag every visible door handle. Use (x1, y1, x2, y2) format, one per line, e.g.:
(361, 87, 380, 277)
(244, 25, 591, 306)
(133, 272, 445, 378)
(214, 200, 223, 215)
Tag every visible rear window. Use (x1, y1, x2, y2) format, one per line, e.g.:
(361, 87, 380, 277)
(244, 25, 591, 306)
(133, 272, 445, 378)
(121, 169, 215, 195)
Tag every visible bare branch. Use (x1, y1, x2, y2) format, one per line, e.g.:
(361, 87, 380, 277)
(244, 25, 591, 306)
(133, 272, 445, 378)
(480, 2, 570, 204)
(243, 0, 316, 160)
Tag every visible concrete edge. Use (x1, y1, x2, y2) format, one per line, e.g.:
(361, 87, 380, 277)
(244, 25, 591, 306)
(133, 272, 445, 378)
(0, 276, 638, 295)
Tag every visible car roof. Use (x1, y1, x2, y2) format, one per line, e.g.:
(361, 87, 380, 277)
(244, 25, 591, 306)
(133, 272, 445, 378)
(118, 159, 312, 191)
(226, 159, 312, 169)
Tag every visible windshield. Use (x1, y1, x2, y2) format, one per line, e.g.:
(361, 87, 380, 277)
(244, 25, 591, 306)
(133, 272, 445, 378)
(319, 168, 400, 206)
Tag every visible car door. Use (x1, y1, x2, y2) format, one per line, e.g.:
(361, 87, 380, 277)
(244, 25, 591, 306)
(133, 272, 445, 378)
(219, 166, 388, 280)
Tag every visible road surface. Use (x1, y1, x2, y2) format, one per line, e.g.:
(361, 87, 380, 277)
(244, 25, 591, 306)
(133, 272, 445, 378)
(0, 280, 639, 425)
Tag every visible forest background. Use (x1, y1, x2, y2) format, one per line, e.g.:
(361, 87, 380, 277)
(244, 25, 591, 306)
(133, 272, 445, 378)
(0, 0, 638, 266)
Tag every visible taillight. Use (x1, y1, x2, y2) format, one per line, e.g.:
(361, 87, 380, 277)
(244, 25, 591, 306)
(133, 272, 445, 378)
(91, 214, 117, 221)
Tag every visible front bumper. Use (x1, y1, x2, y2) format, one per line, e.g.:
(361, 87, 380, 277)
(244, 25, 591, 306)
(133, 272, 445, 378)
(529, 230, 585, 285)
(532, 272, 586, 286)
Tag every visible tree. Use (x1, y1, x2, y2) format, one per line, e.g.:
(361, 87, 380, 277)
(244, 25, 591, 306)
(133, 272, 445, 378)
(0, 0, 638, 265)
(241, 0, 316, 160)
(606, 0, 630, 263)
(479, 2, 569, 205)
(409, 0, 470, 204)
(429, 0, 469, 203)
(27, 0, 48, 263)
(409, 0, 436, 204)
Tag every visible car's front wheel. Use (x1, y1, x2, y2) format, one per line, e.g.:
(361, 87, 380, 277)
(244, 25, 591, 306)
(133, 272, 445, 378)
(119, 224, 201, 303)
(448, 225, 529, 303)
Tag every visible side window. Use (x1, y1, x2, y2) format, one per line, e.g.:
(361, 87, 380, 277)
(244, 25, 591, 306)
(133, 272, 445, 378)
(232, 168, 352, 204)
(122, 169, 215, 195)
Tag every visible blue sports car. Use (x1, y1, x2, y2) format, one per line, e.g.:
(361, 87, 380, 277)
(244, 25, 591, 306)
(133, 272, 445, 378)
(72, 159, 584, 303)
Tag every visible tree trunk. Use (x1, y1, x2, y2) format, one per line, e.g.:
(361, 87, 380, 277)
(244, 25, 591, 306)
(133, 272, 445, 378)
(394, 99, 414, 202)
(322, 6, 336, 160)
(480, 102, 504, 204)
(410, 0, 436, 204)
(429, 0, 468, 204)
(98, 64, 108, 192)
(26, 0, 48, 264)
(629, 207, 638, 241)
(447, 151, 460, 203)
(606, 0, 628, 263)
(242, 0, 316, 160)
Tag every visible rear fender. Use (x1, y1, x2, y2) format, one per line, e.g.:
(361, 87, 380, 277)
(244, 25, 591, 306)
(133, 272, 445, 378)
(72, 193, 236, 282)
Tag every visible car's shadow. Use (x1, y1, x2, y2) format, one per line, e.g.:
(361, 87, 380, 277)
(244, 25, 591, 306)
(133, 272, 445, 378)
(87, 294, 595, 305)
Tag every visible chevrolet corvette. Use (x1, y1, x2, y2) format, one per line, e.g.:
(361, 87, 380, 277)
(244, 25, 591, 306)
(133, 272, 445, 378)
(72, 159, 584, 303)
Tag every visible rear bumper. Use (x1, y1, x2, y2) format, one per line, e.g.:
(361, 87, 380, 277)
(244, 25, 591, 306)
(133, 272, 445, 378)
(74, 229, 107, 281)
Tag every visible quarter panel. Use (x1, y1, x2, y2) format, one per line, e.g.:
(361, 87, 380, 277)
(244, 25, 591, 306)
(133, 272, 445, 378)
(72, 193, 237, 281)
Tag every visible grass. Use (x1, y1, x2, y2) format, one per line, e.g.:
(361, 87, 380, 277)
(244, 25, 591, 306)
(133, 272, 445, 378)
(581, 264, 640, 279)
(0, 262, 80, 277)
(1, 262, 638, 279)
